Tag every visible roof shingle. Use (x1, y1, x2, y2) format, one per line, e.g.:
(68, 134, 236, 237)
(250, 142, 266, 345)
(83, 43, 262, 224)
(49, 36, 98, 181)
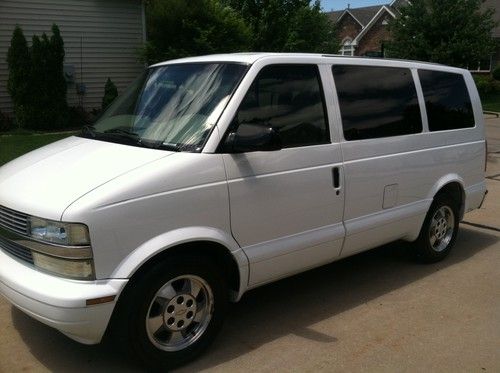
(349, 5, 386, 26)
(326, 4, 396, 27)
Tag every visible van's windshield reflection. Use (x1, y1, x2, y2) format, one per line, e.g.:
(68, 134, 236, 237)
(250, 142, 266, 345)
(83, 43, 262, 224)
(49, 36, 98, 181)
(80, 63, 247, 152)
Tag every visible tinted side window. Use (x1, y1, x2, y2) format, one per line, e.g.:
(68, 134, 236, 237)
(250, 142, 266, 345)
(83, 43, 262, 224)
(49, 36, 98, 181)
(235, 64, 329, 148)
(418, 70, 474, 131)
(332, 65, 422, 141)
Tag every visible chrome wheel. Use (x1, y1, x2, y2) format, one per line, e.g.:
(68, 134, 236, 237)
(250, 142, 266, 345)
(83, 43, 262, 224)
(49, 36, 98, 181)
(429, 206, 455, 252)
(146, 275, 214, 352)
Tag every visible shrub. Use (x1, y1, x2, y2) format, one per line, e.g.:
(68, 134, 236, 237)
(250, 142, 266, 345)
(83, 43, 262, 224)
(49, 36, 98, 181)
(142, 0, 251, 64)
(6, 24, 68, 131)
(0, 110, 14, 132)
(6, 26, 31, 128)
(102, 78, 118, 110)
(68, 106, 92, 128)
(48, 24, 68, 127)
(493, 66, 500, 81)
(473, 74, 498, 95)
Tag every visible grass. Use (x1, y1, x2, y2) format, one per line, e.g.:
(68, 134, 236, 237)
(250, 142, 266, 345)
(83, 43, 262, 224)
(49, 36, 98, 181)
(0, 132, 75, 167)
(481, 91, 500, 113)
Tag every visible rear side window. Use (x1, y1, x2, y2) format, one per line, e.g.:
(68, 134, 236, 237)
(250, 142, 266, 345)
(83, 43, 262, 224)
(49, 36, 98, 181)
(418, 70, 474, 131)
(332, 65, 422, 141)
(235, 64, 329, 148)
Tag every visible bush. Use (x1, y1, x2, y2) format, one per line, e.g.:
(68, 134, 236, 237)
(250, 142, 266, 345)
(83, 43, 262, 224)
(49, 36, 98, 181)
(473, 74, 499, 95)
(6, 25, 31, 128)
(102, 78, 118, 110)
(142, 0, 251, 64)
(493, 66, 500, 81)
(6, 24, 68, 131)
(0, 110, 14, 132)
(68, 106, 92, 128)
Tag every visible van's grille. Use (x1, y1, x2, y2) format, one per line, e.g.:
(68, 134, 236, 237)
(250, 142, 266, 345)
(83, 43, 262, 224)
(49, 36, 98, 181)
(0, 234, 34, 264)
(0, 205, 29, 236)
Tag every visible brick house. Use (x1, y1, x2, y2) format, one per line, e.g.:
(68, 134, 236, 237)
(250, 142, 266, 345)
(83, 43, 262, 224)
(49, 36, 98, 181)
(327, 0, 499, 72)
(326, 0, 410, 58)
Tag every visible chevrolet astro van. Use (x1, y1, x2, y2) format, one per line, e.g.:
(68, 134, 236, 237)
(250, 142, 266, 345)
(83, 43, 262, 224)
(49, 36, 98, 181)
(0, 53, 487, 369)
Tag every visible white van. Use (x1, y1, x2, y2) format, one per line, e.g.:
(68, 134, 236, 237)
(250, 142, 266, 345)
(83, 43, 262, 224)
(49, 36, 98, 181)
(0, 53, 487, 369)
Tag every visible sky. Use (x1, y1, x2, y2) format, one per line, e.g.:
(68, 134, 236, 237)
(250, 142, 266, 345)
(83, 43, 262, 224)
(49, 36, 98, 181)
(320, 0, 389, 11)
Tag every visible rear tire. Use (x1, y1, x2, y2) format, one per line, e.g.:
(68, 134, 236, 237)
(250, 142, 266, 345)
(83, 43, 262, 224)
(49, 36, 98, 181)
(111, 256, 228, 371)
(413, 195, 459, 263)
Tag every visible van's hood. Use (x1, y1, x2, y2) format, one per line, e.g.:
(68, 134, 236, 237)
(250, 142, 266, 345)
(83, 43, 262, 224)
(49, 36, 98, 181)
(0, 136, 172, 220)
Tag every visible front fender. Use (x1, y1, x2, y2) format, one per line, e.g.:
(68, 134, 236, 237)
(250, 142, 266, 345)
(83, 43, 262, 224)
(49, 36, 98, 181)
(110, 226, 249, 299)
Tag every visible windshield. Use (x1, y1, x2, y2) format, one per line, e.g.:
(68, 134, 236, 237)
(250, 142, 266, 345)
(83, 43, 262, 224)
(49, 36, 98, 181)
(81, 63, 247, 151)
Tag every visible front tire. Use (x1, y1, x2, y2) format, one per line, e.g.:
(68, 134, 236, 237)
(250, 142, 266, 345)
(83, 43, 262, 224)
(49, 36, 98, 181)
(112, 256, 228, 370)
(413, 195, 459, 263)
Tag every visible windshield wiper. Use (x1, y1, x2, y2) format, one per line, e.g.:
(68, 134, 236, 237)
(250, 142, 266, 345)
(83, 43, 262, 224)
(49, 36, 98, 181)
(82, 126, 181, 151)
(100, 128, 150, 147)
(104, 128, 140, 140)
(157, 142, 181, 152)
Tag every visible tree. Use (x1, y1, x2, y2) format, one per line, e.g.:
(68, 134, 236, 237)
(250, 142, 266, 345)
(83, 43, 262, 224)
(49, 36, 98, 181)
(26, 34, 52, 129)
(227, 0, 338, 53)
(49, 24, 68, 126)
(6, 25, 31, 128)
(142, 0, 252, 64)
(284, 1, 339, 53)
(102, 78, 118, 110)
(15, 25, 69, 130)
(387, 0, 497, 67)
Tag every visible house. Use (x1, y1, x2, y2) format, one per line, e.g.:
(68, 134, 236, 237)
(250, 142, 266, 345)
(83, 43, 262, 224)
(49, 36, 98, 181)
(326, 0, 410, 58)
(327, 0, 498, 73)
(0, 0, 146, 115)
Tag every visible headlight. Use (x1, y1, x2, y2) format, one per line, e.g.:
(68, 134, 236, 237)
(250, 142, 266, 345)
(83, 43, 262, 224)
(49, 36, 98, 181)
(26, 217, 94, 279)
(29, 217, 90, 246)
(0, 209, 95, 280)
(32, 252, 94, 280)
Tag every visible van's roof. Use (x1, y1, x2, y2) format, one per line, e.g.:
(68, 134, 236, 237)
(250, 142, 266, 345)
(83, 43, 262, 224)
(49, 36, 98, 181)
(150, 53, 467, 73)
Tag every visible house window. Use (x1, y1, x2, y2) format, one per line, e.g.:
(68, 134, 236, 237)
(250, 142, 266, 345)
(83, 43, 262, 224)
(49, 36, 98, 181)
(339, 38, 355, 56)
(468, 56, 492, 72)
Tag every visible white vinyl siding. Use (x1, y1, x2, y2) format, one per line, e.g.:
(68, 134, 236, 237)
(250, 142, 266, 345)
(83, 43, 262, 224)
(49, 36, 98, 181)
(0, 0, 145, 114)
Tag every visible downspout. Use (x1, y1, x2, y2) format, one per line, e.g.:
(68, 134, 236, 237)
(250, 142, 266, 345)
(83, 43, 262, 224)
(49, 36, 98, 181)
(141, 0, 148, 67)
(141, 0, 147, 44)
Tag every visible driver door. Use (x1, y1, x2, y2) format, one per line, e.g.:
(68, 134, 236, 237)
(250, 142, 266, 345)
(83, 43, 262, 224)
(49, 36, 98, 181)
(221, 64, 345, 287)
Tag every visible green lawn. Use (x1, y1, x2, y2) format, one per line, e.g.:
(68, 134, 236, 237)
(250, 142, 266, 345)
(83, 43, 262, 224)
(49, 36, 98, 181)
(0, 132, 74, 167)
(481, 91, 500, 113)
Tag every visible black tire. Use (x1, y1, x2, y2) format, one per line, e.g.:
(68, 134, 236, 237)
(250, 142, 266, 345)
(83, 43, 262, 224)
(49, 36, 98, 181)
(111, 255, 228, 371)
(413, 194, 460, 263)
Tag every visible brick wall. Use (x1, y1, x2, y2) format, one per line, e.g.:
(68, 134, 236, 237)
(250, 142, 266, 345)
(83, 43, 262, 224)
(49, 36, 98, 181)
(337, 14, 362, 42)
(356, 11, 392, 56)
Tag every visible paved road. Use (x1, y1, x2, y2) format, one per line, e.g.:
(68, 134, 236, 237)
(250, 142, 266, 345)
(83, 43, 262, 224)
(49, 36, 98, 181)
(1, 117, 499, 372)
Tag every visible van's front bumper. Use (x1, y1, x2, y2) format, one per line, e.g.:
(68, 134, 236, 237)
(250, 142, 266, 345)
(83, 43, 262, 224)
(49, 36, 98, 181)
(0, 249, 127, 344)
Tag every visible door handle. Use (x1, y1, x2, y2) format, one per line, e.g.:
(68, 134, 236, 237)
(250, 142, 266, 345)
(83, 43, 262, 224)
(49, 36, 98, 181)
(332, 167, 341, 195)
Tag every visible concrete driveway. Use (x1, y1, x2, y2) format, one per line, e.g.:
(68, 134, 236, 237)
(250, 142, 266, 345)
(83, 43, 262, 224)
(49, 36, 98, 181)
(1, 117, 499, 372)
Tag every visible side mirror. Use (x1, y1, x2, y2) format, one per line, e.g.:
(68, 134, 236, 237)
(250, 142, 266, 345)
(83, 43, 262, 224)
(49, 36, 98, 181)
(225, 123, 282, 153)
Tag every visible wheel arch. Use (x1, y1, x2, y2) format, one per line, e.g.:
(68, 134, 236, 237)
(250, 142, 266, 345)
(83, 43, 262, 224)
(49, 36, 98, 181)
(111, 227, 249, 302)
(427, 175, 466, 220)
